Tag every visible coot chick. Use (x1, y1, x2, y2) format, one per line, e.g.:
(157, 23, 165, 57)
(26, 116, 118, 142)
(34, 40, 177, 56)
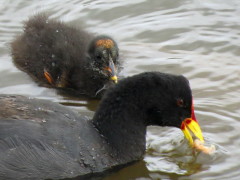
(11, 14, 120, 98)
(0, 72, 204, 180)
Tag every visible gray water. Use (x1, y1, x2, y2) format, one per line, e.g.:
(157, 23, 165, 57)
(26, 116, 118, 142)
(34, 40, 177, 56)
(0, 0, 240, 179)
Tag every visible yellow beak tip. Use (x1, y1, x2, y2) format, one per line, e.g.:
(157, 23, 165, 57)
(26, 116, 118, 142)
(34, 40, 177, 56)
(181, 118, 204, 146)
(111, 76, 118, 83)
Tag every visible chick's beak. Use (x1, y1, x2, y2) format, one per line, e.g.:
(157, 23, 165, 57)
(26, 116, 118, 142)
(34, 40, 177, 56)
(106, 58, 118, 83)
(180, 101, 204, 146)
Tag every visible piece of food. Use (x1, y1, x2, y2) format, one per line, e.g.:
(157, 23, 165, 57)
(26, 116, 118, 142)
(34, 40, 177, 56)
(193, 139, 216, 154)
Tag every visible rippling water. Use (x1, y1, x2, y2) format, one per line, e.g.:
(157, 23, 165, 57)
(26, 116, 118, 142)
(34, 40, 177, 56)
(0, 0, 240, 179)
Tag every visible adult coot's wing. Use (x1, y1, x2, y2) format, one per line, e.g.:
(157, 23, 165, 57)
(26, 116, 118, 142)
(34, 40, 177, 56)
(0, 95, 101, 179)
(0, 133, 86, 180)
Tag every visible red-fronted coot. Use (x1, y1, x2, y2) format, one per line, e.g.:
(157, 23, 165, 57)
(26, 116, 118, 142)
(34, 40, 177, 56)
(0, 72, 204, 179)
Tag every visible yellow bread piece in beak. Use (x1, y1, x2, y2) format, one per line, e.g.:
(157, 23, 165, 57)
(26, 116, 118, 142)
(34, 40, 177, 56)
(194, 139, 216, 154)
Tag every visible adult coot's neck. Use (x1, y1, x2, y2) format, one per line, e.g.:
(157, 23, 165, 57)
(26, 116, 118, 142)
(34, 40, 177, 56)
(92, 72, 162, 161)
(92, 83, 147, 161)
(92, 72, 192, 162)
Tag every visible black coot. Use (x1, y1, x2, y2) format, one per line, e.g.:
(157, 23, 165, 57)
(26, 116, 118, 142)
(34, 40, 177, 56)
(0, 72, 204, 179)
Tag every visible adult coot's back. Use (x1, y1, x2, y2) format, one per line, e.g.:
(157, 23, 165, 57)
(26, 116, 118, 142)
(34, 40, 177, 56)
(11, 14, 120, 98)
(0, 72, 204, 179)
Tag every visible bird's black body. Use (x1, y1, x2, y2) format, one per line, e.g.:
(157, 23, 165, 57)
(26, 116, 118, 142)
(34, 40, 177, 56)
(0, 72, 193, 179)
(11, 14, 120, 98)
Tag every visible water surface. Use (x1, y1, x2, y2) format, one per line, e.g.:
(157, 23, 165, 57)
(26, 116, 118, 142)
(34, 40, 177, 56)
(0, 0, 240, 179)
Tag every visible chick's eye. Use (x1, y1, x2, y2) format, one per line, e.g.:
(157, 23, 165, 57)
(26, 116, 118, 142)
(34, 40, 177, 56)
(115, 53, 119, 59)
(96, 55, 102, 60)
(112, 50, 119, 58)
(176, 98, 184, 107)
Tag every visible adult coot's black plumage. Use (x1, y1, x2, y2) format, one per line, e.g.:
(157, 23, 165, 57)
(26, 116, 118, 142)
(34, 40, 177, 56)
(11, 14, 120, 98)
(0, 72, 204, 180)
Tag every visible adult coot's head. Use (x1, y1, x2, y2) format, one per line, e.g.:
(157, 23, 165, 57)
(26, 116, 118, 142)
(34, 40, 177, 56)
(11, 14, 121, 98)
(0, 72, 204, 179)
(93, 72, 204, 152)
